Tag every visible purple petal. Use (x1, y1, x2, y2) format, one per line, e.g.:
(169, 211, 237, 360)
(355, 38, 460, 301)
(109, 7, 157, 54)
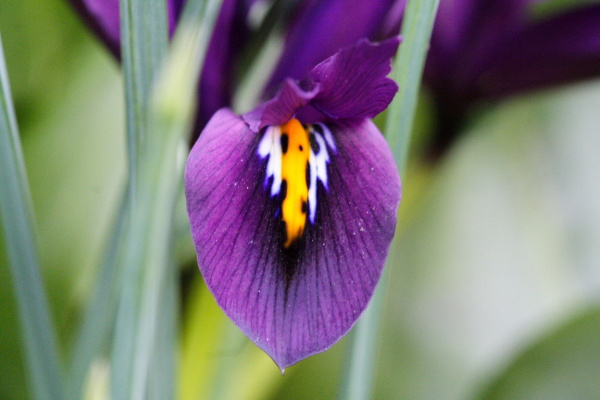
(68, 0, 185, 58)
(243, 79, 320, 132)
(244, 38, 399, 131)
(167, 0, 185, 34)
(197, 0, 259, 131)
(477, 5, 600, 98)
(69, 0, 121, 56)
(264, 0, 397, 97)
(308, 38, 399, 120)
(453, 0, 530, 87)
(378, 0, 407, 39)
(425, 0, 530, 93)
(185, 110, 400, 369)
(430, 0, 529, 56)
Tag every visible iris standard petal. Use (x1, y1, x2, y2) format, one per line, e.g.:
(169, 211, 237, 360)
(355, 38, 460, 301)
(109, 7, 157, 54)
(308, 37, 399, 120)
(185, 109, 400, 370)
(263, 0, 397, 98)
(244, 38, 400, 133)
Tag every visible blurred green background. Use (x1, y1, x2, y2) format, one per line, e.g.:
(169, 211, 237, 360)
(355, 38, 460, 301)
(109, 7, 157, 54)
(1, 0, 600, 399)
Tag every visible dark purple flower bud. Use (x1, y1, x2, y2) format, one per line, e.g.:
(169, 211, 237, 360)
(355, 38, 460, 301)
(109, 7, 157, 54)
(423, 0, 600, 157)
(185, 38, 401, 370)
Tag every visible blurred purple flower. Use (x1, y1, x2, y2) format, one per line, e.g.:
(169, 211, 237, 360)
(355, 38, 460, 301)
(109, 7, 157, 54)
(424, 0, 600, 156)
(69, 0, 402, 134)
(185, 38, 401, 369)
(262, 0, 398, 97)
(68, 0, 185, 57)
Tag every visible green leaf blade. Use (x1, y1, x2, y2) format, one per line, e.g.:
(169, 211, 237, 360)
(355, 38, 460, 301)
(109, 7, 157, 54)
(0, 35, 64, 400)
(109, 1, 221, 399)
(65, 191, 127, 400)
(110, 0, 170, 398)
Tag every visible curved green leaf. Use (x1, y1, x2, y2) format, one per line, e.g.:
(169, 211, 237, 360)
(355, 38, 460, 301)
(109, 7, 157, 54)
(477, 307, 600, 400)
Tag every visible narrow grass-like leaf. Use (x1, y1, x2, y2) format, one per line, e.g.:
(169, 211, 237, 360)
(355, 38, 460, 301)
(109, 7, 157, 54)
(111, 0, 169, 398)
(386, 0, 440, 170)
(0, 36, 64, 400)
(131, 1, 220, 398)
(339, 1, 440, 398)
(120, 0, 169, 196)
(111, 0, 221, 399)
(147, 256, 178, 400)
(65, 190, 127, 400)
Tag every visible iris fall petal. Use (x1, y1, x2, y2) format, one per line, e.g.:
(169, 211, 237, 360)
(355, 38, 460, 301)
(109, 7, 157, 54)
(185, 109, 400, 369)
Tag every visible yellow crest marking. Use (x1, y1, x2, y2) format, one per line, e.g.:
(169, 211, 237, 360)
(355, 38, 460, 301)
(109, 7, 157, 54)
(280, 119, 310, 248)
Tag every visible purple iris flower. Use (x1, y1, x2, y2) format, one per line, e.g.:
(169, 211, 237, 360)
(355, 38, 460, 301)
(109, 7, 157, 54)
(185, 38, 401, 370)
(423, 0, 600, 156)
